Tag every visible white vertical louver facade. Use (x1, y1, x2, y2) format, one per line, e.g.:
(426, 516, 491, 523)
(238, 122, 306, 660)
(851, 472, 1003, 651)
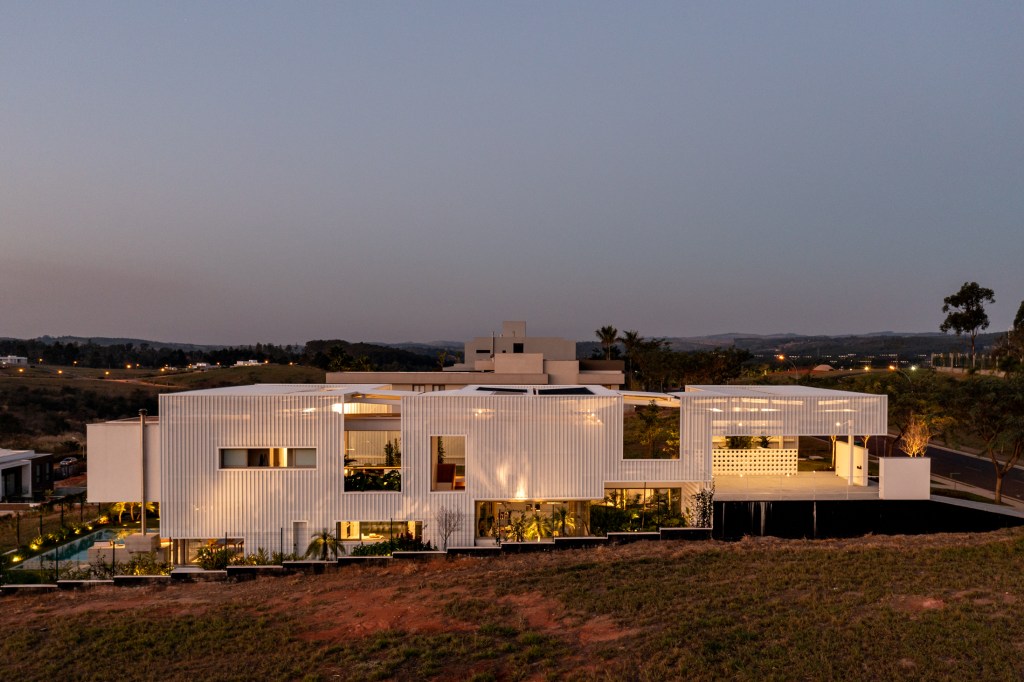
(86, 382, 890, 553)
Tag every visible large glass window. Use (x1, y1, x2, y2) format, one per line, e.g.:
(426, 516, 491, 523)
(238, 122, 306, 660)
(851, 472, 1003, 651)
(336, 520, 422, 542)
(592, 487, 683, 533)
(220, 447, 316, 469)
(622, 402, 680, 459)
(430, 435, 466, 491)
(344, 431, 401, 491)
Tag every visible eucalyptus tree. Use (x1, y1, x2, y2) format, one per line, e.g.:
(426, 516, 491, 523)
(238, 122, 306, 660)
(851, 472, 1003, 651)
(949, 376, 1024, 504)
(940, 281, 995, 367)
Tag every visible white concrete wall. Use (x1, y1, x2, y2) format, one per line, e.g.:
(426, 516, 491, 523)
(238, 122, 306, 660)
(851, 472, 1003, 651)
(87, 421, 161, 503)
(879, 457, 931, 500)
(493, 353, 544, 374)
(544, 360, 580, 385)
(835, 442, 870, 486)
(153, 388, 713, 552)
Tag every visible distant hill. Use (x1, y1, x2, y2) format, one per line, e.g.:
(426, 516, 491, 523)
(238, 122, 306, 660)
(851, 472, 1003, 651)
(32, 335, 226, 351)
(380, 341, 464, 357)
(577, 331, 1005, 360)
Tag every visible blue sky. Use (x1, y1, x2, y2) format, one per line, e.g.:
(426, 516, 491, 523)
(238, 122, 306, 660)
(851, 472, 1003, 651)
(2, 2, 1022, 344)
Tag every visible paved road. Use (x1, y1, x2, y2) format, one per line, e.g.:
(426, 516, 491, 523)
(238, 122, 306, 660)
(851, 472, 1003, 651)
(821, 436, 1024, 502)
(924, 445, 1024, 501)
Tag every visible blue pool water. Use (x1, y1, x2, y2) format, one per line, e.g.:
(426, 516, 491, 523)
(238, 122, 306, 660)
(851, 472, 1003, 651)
(14, 528, 132, 569)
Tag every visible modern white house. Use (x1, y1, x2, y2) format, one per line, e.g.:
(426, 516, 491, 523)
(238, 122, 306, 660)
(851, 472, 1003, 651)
(327, 321, 625, 390)
(0, 355, 29, 367)
(0, 449, 54, 501)
(85, 381, 926, 564)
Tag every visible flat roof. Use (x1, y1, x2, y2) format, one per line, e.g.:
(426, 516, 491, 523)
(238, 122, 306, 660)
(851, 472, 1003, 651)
(678, 385, 881, 398)
(0, 449, 50, 464)
(428, 385, 619, 397)
(164, 383, 401, 397)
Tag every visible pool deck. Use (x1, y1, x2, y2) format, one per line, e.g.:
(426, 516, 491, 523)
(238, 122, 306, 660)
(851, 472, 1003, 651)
(716, 472, 879, 501)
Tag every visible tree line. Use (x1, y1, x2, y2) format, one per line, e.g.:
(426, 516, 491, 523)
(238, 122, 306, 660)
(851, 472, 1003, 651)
(594, 325, 753, 391)
(0, 338, 444, 372)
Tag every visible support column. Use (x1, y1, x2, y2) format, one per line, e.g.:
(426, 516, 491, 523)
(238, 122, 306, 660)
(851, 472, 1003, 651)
(847, 422, 854, 486)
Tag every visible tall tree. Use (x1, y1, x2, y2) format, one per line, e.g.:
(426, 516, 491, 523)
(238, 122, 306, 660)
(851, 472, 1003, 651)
(950, 376, 1024, 504)
(1014, 300, 1024, 332)
(595, 325, 619, 360)
(618, 330, 643, 389)
(940, 281, 995, 366)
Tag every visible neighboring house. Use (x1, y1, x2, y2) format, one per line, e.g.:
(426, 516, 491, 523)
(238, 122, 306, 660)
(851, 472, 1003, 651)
(0, 449, 54, 501)
(327, 321, 625, 390)
(87, 382, 905, 564)
(0, 356, 29, 367)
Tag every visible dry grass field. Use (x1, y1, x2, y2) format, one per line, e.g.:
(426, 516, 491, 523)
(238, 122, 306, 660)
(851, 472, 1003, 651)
(2, 530, 1023, 681)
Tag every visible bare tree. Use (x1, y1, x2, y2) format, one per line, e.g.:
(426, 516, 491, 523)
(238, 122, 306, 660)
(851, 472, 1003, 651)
(435, 504, 464, 551)
(898, 414, 932, 458)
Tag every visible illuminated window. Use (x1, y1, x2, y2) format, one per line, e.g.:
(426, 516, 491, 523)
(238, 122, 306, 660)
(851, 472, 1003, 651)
(430, 435, 466, 491)
(220, 448, 316, 469)
(344, 431, 401, 491)
(336, 520, 422, 542)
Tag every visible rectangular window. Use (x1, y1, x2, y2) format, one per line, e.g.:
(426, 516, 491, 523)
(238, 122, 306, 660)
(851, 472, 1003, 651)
(220, 447, 316, 469)
(512, 342, 524, 353)
(595, 488, 683, 533)
(336, 520, 422, 542)
(622, 403, 680, 460)
(344, 431, 402, 491)
(431, 435, 466, 492)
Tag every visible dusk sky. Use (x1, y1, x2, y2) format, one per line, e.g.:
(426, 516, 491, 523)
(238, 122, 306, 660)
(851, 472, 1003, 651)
(3, 2, 1022, 345)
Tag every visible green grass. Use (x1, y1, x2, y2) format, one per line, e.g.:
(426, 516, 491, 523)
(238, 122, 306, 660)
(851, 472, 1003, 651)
(3, 531, 1024, 680)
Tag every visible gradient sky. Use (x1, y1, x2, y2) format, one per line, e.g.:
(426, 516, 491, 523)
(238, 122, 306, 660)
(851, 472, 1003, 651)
(3, 2, 1022, 345)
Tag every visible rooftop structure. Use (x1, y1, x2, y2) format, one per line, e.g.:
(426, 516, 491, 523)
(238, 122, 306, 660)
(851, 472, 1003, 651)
(327, 321, 625, 389)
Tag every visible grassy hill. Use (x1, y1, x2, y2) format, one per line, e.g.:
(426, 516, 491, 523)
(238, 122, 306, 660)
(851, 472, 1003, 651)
(0, 364, 325, 452)
(2, 530, 1023, 680)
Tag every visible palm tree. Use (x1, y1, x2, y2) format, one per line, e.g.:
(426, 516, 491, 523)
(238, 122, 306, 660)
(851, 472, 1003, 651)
(526, 510, 553, 541)
(550, 506, 576, 537)
(595, 325, 619, 360)
(306, 528, 342, 561)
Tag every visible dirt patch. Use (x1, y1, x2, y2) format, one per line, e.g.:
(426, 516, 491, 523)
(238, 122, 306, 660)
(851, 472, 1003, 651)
(892, 595, 946, 613)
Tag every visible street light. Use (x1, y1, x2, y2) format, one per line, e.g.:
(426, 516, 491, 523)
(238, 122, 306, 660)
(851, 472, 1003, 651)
(776, 354, 798, 372)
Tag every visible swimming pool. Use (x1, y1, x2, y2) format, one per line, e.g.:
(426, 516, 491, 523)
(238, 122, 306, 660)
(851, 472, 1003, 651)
(14, 528, 132, 569)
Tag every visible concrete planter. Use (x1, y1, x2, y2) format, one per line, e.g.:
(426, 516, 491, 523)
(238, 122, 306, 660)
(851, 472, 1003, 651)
(659, 527, 712, 541)
(170, 568, 228, 583)
(337, 556, 391, 567)
(879, 457, 931, 500)
(391, 551, 446, 561)
(281, 560, 338, 574)
(606, 531, 661, 544)
(57, 579, 115, 591)
(499, 541, 555, 554)
(112, 575, 171, 588)
(225, 565, 286, 580)
(1, 584, 58, 596)
(552, 536, 608, 549)
(447, 546, 502, 557)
